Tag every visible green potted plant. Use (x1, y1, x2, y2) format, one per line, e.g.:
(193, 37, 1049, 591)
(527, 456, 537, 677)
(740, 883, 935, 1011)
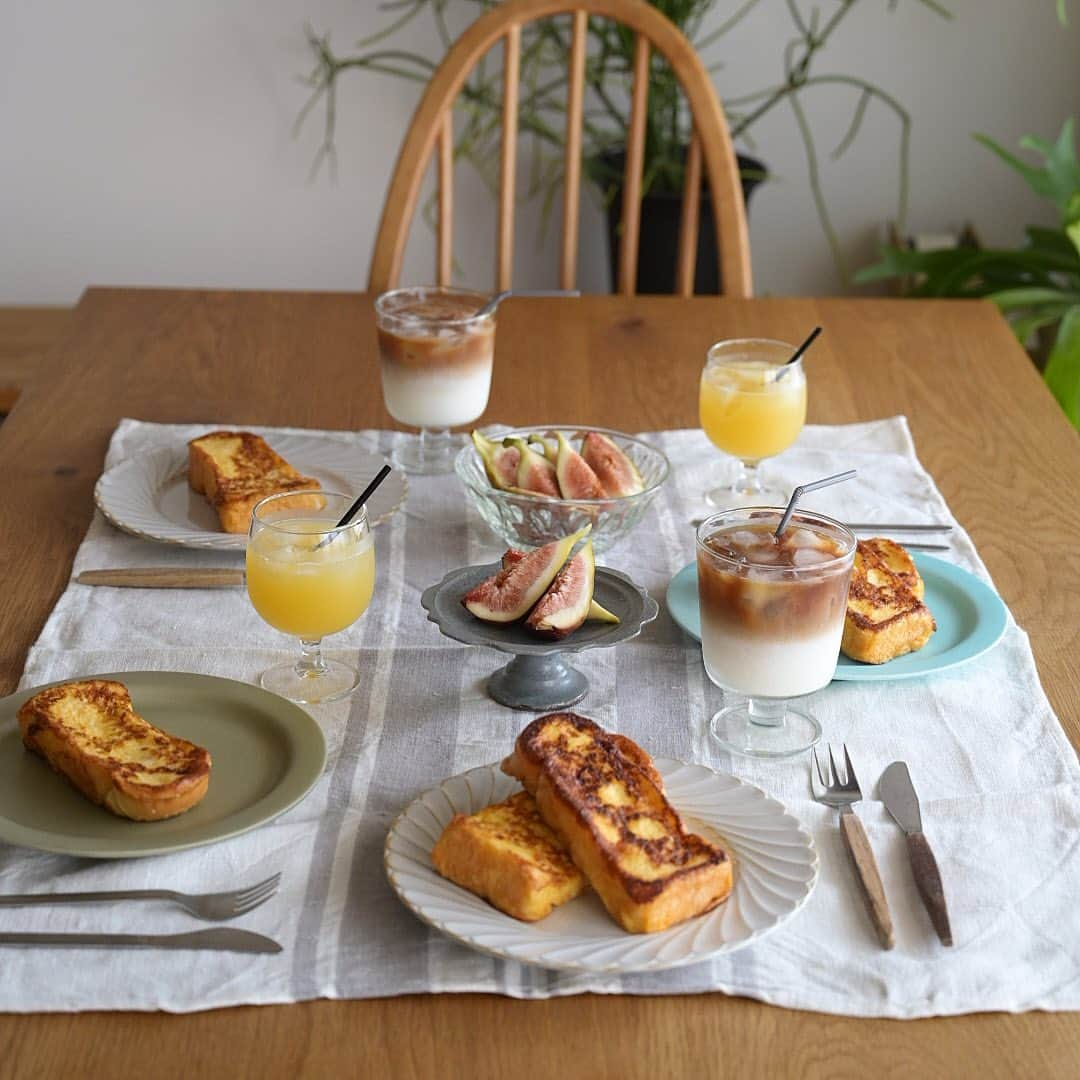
(856, 118, 1080, 431)
(298, 0, 952, 291)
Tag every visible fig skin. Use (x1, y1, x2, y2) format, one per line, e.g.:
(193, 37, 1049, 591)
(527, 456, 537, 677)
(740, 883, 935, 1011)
(581, 432, 644, 497)
(555, 432, 606, 500)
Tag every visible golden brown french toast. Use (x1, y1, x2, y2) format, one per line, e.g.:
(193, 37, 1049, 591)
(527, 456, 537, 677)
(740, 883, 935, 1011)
(188, 431, 322, 533)
(841, 538, 935, 664)
(17, 679, 211, 821)
(502, 713, 732, 934)
(431, 791, 586, 921)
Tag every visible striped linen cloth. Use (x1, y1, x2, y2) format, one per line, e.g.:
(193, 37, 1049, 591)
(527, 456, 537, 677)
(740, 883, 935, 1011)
(2, 417, 1078, 1016)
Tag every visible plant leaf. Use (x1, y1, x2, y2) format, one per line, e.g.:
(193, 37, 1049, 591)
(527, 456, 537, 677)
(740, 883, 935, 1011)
(1043, 305, 1080, 428)
(989, 286, 1080, 310)
(1011, 307, 1073, 347)
(974, 119, 1080, 217)
(1067, 220, 1080, 259)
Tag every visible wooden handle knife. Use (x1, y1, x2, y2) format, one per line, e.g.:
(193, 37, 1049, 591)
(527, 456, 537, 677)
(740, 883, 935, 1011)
(77, 568, 244, 588)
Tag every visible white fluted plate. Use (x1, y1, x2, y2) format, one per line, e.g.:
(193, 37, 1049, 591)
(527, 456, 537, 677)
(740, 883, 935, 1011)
(95, 431, 407, 550)
(385, 759, 817, 973)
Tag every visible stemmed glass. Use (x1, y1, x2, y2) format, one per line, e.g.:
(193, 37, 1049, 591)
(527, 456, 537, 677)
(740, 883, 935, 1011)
(246, 492, 375, 704)
(375, 286, 496, 475)
(699, 338, 807, 506)
(696, 507, 855, 758)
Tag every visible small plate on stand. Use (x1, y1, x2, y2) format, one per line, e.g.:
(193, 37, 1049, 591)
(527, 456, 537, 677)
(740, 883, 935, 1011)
(421, 565, 659, 710)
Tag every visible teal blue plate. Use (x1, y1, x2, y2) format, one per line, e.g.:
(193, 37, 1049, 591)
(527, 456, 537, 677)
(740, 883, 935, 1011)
(665, 553, 1008, 682)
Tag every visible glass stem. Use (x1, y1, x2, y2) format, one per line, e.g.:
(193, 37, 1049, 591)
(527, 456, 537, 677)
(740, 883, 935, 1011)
(419, 426, 451, 464)
(296, 639, 328, 680)
(735, 459, 763, 496)
(747, 697, 787, 729)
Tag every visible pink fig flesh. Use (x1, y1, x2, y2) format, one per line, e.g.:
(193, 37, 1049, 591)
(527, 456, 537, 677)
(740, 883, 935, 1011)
(507, 438, 560, 497)
(526, 540, 595, 638)
(462, 526, 589, 623)
(555, 432, 606, 500)
(581, 432, 644, 497)
(471, 431, 520, 491)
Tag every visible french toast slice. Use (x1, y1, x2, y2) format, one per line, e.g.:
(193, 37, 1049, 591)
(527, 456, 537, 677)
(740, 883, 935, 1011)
(431, 791, 586, 921)
(17, 679, 211, 821)
(841, 538, 935, 664)
(502, 713, 732, 934)
(188, 431, 322, 533)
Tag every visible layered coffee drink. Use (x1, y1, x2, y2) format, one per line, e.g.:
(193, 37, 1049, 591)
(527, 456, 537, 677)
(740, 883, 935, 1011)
(696, 510, 855, 699)
(375, 287, 495, 429)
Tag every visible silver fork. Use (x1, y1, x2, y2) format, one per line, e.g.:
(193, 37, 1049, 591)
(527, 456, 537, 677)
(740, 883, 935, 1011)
(0, 873, 281, 922)
(811, 746, 895, 950)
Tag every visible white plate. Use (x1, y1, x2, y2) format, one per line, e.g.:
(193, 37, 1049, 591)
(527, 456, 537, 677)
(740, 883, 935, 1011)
(94, 431, 408, 550)
(384, 759, 817, 973)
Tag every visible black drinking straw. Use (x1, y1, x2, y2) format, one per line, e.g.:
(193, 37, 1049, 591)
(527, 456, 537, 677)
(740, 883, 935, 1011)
(774, 325, 822, 380)
(335, 464, 392, 528)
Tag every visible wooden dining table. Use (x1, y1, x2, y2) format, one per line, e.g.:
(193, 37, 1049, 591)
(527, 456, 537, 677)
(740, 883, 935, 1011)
(1, 287, 1078, 1077)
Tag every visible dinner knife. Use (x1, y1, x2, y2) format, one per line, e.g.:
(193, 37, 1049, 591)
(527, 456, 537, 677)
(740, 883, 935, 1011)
(879, 761, 953, 947)
(0, 928, 281, 952)
(78, 568, 244, 588)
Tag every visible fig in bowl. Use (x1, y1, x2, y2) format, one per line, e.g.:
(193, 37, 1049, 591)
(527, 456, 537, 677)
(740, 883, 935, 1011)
(455, 426, 669, 554)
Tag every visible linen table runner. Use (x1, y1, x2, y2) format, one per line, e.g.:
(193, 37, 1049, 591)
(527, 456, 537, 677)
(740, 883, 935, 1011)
(2, 417, 1078, 1017)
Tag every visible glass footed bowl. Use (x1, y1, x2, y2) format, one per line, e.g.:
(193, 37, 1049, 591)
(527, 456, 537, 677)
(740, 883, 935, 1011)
(454, 425, 670, 554)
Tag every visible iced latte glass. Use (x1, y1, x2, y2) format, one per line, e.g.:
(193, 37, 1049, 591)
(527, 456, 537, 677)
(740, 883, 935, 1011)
(696, 508, 855, 758)
(375, 286, 495, 474)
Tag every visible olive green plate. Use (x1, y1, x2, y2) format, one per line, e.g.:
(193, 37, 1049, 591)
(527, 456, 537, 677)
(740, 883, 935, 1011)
(0, 672, 326, 858)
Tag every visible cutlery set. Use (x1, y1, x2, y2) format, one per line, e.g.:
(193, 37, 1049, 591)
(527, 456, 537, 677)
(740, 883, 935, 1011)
(0, 873, 283, 953)
(812, 747, 952, 949)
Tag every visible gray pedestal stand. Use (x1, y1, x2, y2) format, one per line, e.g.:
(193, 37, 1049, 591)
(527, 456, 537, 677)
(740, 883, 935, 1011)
(421, 562, 659, 712)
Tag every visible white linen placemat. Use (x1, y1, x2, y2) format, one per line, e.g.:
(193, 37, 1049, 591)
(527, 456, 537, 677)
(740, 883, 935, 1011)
(2, 416, 1079, 1016)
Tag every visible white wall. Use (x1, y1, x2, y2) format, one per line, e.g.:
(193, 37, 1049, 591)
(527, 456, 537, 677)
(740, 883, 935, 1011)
(2, 0, 1078, 304)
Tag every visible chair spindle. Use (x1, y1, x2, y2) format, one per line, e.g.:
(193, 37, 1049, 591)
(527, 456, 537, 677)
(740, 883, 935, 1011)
(675, 133, 702, 297)
(560, 10, 588, 291)
(437, 112, 454, 287)
(618, 33, 650, 295)
(497, 24, 522, 291)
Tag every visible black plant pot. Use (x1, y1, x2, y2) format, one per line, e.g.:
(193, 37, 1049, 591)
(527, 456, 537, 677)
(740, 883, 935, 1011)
(604, 152, 766, 295)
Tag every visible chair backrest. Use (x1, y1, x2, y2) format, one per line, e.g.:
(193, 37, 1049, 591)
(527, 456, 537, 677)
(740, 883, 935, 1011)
(368, 0, 752, 298)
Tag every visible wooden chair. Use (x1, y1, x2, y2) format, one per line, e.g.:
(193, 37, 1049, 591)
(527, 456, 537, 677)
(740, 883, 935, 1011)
(368, 0, 752, 298)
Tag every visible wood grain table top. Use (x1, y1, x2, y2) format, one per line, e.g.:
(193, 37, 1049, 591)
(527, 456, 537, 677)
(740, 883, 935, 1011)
(1, 288, 1077, 1078)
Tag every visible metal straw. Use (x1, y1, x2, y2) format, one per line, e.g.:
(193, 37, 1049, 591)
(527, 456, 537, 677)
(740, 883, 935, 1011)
(475, 289, 580, 319)
(774, 469, 857, 538)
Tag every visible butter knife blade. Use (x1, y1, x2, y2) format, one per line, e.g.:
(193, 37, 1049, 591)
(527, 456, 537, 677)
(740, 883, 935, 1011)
(0, 928, 281, 952)
(880, 761, 953, 947)
(78, 568, 244, 589)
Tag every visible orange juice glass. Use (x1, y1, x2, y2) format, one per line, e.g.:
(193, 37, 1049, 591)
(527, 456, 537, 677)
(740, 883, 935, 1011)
(247, 491, 375, 704)
(700, 338, 806, 506)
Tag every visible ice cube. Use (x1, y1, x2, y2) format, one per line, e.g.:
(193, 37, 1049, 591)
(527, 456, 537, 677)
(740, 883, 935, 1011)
(791, 547, 830, 567)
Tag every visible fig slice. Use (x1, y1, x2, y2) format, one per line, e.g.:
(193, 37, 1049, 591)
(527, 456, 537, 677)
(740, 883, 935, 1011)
(526, 433, 559, 464)
(503, 548, 619, 625)
(505, 437, 560, 497)
(555, 432, 606, 500)
(471, 431, 521, 491)
(526, 539, 596, 638)
(581, 432, 644, 497)
(586, 598, 620, 625)
(462, 525, 590, 623)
